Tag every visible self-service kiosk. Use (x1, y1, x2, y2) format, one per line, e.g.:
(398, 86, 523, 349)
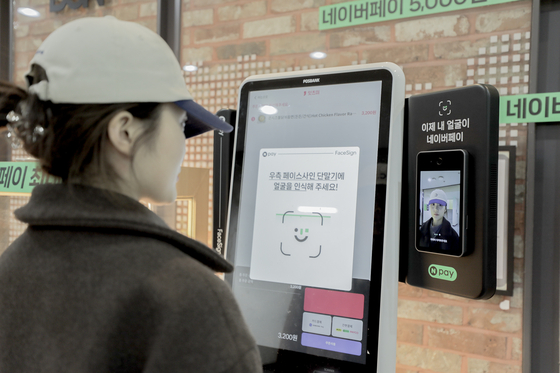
(224, 63, 405, 373)
(220, 64, 499, 372)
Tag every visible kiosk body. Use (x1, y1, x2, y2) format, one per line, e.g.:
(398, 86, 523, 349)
(224, 63, 405, 372)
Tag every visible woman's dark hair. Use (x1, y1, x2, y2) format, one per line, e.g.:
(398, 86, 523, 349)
(0, 82, 26, 128)
(0, 65, 162, 186)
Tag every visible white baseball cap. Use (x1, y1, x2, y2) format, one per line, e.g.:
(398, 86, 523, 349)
(25, 16, 232, 139)
(428, 189, 448, 206)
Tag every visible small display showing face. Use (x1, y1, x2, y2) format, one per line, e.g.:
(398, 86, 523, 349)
(415, 150, 467, 257)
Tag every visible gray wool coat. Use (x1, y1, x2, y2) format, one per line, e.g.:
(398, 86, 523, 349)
(0, 184, 262, 373)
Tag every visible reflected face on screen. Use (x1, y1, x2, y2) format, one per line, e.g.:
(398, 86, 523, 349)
(429, 203, 446, 225)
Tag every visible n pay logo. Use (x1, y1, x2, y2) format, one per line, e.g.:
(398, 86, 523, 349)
(428, 264, 457, 282)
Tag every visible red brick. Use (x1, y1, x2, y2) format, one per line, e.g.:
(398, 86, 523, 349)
(298, 51, 358, 68)
(243, 16, 295, 39)
(14, 24, 29, 38)
(396, 15, 469, 41)
(183, 9, 214, 27)
(396, 368, 420, 373)
(513, 258, 523, 283)
(510, 286, 523, 308)
(218, 2, 267, 22)
(110, 4, 140, 21)
(468, 358, 521, 373)
(270, 0, 325, 13)
(139, 3, 157, 18)
(192, 0, 236, 7)
(427, 326, 507, 358)
(398, 283, 423, 298)
(270, 34, 325, 55)
(194, 25, 240, 44)
(397, 344, 462, 373)
(120, 0, 148, 4)
(182, 30, 191, 46)
(476, 7, 531, 33)
(363, 44, 429, 65)
(330, 26, 391, 48)
(467, 308, 522, 333)
(137, 19, 157, 33)
(181, 46, 214, 63)
(30, 19, 63, 36)
(511, 337, 522, 360)
(434, 39, 492, 60)
(403, 64, 467, 88)
(397, 321, 424, 345)
(301, 11, 319, 31)
(269, 58, 298, 70)
(398, 299, 463, 325)
(216, 42, 266, 60)
(14, 37, 44, 53)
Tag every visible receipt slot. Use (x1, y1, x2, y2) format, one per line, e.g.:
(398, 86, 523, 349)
(401, 85, 499, 299)
(224, 63, 405, 372)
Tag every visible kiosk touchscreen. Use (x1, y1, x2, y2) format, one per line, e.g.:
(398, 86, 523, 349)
(225, 63, 405, 372)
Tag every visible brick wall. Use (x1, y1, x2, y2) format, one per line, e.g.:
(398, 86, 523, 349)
(11, 0, 530, 372)
(12, 0, 158, 86)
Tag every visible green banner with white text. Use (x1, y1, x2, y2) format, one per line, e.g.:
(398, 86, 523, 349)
(319, 0, 521, 30)
(500, 92, 560, 124)
(0, 162, 58, 195)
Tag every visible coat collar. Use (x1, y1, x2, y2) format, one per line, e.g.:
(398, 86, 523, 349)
(15, 184, 233, 273)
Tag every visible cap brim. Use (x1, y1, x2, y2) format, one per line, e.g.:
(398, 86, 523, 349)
(175, 100, 233, 139)
(428, 199, 447, 206)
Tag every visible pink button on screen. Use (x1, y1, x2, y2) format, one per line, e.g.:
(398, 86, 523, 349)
(304, 288, 364, 319)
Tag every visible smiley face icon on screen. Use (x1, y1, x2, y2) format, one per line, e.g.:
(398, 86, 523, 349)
(279, 211, 325, 258)
(294, 228, 309, 242)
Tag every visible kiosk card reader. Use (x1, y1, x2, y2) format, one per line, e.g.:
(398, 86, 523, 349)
(224, 63, 405, 372)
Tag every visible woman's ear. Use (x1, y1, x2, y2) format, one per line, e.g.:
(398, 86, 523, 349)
(107, 111, 144, 156)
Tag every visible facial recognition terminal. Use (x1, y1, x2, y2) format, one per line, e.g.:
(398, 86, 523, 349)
(402, 84, 499, 299)
(225, 63, 405, 373)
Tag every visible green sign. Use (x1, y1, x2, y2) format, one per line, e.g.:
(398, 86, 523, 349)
(428, 264, 457, 281)
(319, 0, 521, 30)
(0, 162, 58, 195)
(500, 92, 560, 124)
